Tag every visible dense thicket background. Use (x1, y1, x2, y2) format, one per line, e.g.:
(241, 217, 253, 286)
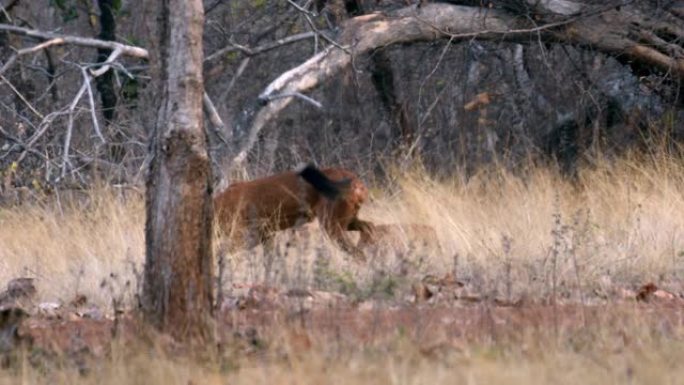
(1, 0, 682, 196)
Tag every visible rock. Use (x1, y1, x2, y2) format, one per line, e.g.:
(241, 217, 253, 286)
(0, 278, 37, 309)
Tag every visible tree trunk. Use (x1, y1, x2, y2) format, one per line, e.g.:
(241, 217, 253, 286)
(95, 0, 117, 125)
(142, 0, 214, 342)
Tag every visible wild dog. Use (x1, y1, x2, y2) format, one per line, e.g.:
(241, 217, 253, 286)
(214, 164, 374, 261)
(357, 223, 441, 257)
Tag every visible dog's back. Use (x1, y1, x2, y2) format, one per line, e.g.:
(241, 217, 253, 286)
(214, 170, 318, 233)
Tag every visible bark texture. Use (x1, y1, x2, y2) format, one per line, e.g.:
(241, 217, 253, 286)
(142, 0, 214, 342)
(95, 0, 117, 124)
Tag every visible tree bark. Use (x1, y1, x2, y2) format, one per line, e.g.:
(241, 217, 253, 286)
(95, 0, 117, 125)
(142, 0, 214, 342)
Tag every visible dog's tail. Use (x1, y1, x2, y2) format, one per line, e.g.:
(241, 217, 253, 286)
(297, 163, 351, 200)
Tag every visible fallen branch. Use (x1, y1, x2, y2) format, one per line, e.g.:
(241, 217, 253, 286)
(233, 1, 684, 166)
(231, 5, 519, 165)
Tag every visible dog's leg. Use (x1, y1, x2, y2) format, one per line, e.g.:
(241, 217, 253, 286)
(348, 218, 376, 249)
(347, 218, 376, 233)
(323, 221, 367, 262)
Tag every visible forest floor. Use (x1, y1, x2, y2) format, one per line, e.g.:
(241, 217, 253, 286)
(1, 155, 684, 384)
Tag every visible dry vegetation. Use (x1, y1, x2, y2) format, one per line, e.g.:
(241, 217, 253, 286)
(1, 154, 684, 383)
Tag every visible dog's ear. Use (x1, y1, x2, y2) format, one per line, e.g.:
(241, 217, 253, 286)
(295, 162, 313, 174)
(297, 164, 350, 200)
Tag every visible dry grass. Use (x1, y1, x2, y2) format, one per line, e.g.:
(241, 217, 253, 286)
(363, 155, 684, 299)
(2, 154, 684, 302)
(0, 188, 144, 307)
(2, 155, 684, 384)
(3, 304, 684, 385)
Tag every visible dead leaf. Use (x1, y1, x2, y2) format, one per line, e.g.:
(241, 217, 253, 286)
(464, 92, 491, 111)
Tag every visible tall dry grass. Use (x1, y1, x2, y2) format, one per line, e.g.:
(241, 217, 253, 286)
(0, 188, 145, 306)
(2, 155, 684, 384)
(366, 154, 684, 300)
(1, 154, 683, 304)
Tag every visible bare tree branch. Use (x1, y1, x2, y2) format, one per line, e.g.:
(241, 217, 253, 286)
(232, 1, 684, 166)
(0, 23, 148, 58)
(286, 0, 347, 52)
(261, 91, 323, 108)
(202, 92, 228, 145)
(0, 0, 19, 21)
(0, 125, 49, 161)
(205, 31, 317, 63)
(203, 32, 319, 85)
(530, 0, 582, 16)
(80, 67, 106, 143)
(0, 38, 64, 75)
(0, 22, 228, 150)
(62, 82, 87, 177)
(90, 46, 122, 77)
(231, 5, 519, 165)
(0, 74, 43, 119)
(218, 57, 250, 104)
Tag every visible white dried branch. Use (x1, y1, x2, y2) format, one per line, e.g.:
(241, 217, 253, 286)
(62, 82, 87, 177)
(0, 22, 226, 153)
(260, 92, 323, 109)
(235, 1, 684, 166)
(0, 38, 64, 75)
(90, 46, 123, 77)
(80, 67, 106, 143)
(202, 92, 228, 145)
(531, 0, 583, 16)
(0, 24, 148, 58)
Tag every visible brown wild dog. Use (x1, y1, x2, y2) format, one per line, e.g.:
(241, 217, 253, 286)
(357, 223, 441, 257)
(214, 164, 375, 261)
